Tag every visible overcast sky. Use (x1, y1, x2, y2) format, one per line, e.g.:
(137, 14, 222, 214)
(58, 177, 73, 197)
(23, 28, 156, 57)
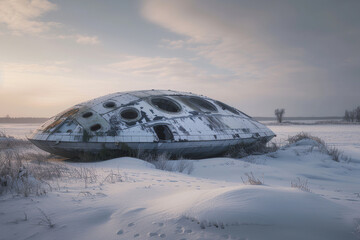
(0, 0, 359, 117)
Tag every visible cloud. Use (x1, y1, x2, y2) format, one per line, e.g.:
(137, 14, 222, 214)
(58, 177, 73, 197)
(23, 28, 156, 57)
(104, 56, 207, 81)
(57, 34, 100, 45)
(100, 55, 233, 98)
(140, 0, 360, 116)
(0, 0, 100, 45)
(141, 1, 312, 106)
(0, 0, 58, 34)
(159, 39, 188, 49)
(142, 0, 310, 82)
(0, 56, 222, 117)
(75, 34, 100, 45)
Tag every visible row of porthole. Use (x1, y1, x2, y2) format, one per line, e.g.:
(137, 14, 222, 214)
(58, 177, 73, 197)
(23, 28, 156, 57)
(83, 108, 141, 132)
(83, 96, 240, 132)
(101, 97, 239, 114)
(82, 108, 140, 121)
(87, 100, 140, 132)
(150, 96, 215, 113)
(150, 96, 240, 115)
(86, 96, 238, 116)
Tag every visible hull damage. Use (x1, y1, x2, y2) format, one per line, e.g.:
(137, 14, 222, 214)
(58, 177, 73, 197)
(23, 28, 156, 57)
(29, 90, 275, 159)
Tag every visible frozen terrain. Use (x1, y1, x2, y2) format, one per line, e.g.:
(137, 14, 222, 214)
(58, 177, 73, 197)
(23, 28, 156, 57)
(270, 124, 360, 162)
(0, 123, 40, 139)
(0, 123, 360, 240)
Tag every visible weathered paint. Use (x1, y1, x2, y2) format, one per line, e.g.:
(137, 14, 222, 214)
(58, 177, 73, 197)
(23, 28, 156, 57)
(29, 90, 276, 159)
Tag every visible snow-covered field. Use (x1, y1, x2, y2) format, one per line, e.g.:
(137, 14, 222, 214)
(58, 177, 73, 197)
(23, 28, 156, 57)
(1, 123, 360, 240)
(269, 124, 360, 162)
(0, 123, 40, 139)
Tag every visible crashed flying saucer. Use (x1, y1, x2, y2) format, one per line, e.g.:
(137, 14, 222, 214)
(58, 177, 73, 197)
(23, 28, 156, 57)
(29, 90, 275, 159)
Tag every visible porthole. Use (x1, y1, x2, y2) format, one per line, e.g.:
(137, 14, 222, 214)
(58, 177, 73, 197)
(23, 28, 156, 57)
(120, 108, 140, 122)
(66, 129, 73, 133)
(103, 101, 116, 108)
(82, 112, 93, 118)
(150, 97, 181, 113)
(214, 100, 239, 115)
(188, 97, 217, 112)
(90, 124, 101, 131)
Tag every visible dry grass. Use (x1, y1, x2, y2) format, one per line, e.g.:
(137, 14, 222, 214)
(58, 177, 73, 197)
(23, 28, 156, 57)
(0, 135, 33, 150)
(0, 134, 131, 195)
(154, 154, 194, 174)
(100, 169, 125, 185)
(175, 158, 195, 174)
(0, 149, 129, 195)
(287, 132, 325, 145)
(182, 216, 226, 230)
(151, 152, 173, 171)
(0, 148, 71, 196)
(140, 152, 194, 174)
(69, 167, 98, 188)
(241, 172, 263, 185)
(287, 132, 348, 162)
(37, 208, 55, 228)
(0, 130, 7, 138)
(225, 141, 279, 159)
(291, 177, 311, 192)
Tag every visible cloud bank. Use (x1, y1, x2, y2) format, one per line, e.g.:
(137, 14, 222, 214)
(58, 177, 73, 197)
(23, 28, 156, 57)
(141, 0, 360, 116)
(0, 0, 57, 34)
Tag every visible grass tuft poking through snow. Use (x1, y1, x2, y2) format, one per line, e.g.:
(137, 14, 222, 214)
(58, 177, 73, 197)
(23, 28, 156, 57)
(291, 177, 311, 192)
(287, 132, 324, 145)
(141, 152, 194, 174)
(0, 134, 130, 196)
(37, 208, 55, 228)
(0, 150, 52, 196)
(0, 133, 33, 150)
(287, 132, 350, 162)
(225, 141, 279, 159)
(100, 169, 125, 185)
(241, 172, 263, 185)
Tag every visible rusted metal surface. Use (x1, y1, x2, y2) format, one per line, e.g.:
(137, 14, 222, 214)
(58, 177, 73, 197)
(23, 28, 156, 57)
(42, 108, 79, 132)
(28, 90, 276, 159)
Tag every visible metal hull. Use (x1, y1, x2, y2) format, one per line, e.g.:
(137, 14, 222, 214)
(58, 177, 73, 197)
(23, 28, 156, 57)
(28, 90, 276, 160)
(30, 136, 272, 159)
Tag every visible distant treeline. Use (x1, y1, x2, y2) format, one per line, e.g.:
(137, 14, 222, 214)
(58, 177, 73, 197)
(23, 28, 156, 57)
(253, 116, 342, 121)
(0, 117, 49, 123)
(343, 106, 360, 122)
(0, 116, 343, 123)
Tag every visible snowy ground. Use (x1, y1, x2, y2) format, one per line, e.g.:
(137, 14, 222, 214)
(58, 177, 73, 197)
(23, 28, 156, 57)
(0, 123, 40, 139)
(0, 124, 360, 240)
(268, 124, 360, 163)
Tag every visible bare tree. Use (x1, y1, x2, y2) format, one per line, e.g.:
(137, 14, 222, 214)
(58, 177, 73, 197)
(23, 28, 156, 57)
(344, 110, 350, 122)
(343, 106, 360, 122)
(349, 110, 355, 122)
(355, 106, 360, 122)
(274, 108, 285, 123)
